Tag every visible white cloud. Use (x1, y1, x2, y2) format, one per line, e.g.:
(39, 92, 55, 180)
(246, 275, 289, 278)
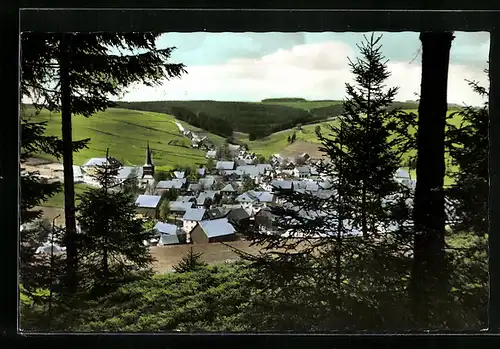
(121, 40, 490, 106)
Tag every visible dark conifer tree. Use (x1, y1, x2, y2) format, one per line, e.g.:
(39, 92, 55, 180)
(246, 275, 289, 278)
(75, 149, 155, 298)
(235, 33, 416, 331)
(21, 33, 186, 294)
(445, 75, 488, 237)
(173, 247, 208, 273)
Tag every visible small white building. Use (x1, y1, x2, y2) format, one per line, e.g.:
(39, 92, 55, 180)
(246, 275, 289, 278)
(293, 166, 311, 179)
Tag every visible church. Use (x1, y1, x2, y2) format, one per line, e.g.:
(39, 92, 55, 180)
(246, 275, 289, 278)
(76, 142, 156, 190)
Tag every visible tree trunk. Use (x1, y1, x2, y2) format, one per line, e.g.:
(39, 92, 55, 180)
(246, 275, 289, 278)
(410, 31, 454, 327)
(488, 29, 500, 332)
(60, 33, 78, 295)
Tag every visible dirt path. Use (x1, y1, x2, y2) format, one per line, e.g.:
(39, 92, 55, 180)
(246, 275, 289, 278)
(149, 241, 264, 273)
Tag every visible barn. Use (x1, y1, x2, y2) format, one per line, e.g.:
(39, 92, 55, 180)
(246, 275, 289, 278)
(189, 218, 236, 244)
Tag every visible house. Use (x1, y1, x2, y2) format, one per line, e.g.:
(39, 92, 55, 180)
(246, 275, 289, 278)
(299, 152, 311, 161)
(206, 150, 217, 159)
(271, 180, 294, 192)
(182, 208, 208, 234)
(73, 165, 84, 184)
(196, 190, 219, 207)
(228, 144, 241, 155)
(173, 171, 185, 179)
(221, 183, 237, 197)
(226, 207, 251, 226)
(206, 207, 230, 220)
(198, 177, 216, 190)
(198, 167, 206, 178)
(234, 159, 247, 167)
(176, 195, 196, 203)
(216, 161, 235, 171)
(155, 178, 187, 194)
(135, 195, 162, 218)
(189, 218, 236, 244)
(236, 191, 275, 206)
(293, 166, 311, 179)
(254, 207, 276, 232)
(187, 183, 201, 193)
(169, 201, 196, 215)
(154, 222, 182, 245)
(309, 166, 320, 180)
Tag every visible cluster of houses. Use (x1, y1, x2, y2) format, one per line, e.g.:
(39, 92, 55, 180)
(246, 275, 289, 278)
(175, 121, 215, 150)
(26, 137, 421, 255)
(70, 140, 419, 247)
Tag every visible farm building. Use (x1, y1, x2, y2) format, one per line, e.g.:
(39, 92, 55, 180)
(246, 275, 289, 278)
(189, 218, 237, 244)
(135, 195, 162, 219)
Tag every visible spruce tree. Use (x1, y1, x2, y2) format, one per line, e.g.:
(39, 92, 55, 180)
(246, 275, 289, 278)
(446, 75, 488, 236)
(19, 111, 87, 330)
(325, 33, 415, 239)
(75, 150, 155, 298)
(235, 34, 416, 331)
(21, 32, 186, 294)
(173, 247, 207, 273)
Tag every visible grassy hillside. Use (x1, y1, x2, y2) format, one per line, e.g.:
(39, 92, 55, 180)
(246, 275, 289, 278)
(115, 99, 458, 140)
(115, 100, 319, 138)
(239, 109, 463, 185)
(23, 107, 226, 170)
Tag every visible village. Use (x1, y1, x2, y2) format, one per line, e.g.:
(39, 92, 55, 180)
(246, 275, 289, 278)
(66, 132, 417, 250)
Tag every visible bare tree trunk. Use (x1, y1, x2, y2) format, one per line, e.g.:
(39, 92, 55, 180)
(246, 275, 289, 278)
(410, 31, 454, 327)
(488, 29, 500, 332)
(60, 33, 78, 295)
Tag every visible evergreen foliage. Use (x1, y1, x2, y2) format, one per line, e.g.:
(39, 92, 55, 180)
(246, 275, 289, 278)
(445, 76, 489, 237)
(173, 247, 208, 273)
(75, 152, 156, 298)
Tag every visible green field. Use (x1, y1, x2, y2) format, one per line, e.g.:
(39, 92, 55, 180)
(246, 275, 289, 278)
(23, 107, 226, 169)
(41, 183, 91, 209)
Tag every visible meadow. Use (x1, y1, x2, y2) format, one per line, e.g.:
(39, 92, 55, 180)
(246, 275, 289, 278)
(23, 107, 226, 171)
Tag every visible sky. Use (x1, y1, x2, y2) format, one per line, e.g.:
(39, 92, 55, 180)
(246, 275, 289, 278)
(121, 32, 490, 106)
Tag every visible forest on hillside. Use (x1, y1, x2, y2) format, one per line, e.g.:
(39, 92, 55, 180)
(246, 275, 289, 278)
(115, 100, 461, 139)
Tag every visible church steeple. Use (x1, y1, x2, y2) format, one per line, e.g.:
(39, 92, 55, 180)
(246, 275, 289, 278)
(142, 141, 155, 178)
(145, 141, 153, 166)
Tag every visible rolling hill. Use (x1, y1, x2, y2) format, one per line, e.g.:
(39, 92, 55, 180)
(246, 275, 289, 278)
(24, 104, 464, 186)
(114, 99, 462, 141)
(22, 107, 226, 170)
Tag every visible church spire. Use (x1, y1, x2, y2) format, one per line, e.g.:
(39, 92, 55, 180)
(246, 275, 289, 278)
(142, 141, 155, 179)
(146, 141, 152, 166)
